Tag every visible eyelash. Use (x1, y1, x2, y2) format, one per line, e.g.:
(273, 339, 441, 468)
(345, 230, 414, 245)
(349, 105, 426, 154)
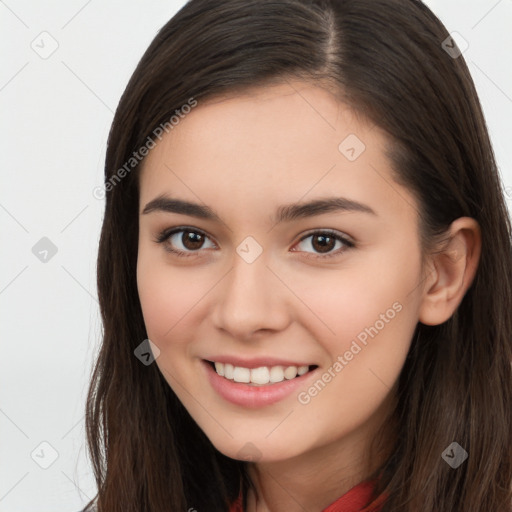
(154, 226, 355, 260)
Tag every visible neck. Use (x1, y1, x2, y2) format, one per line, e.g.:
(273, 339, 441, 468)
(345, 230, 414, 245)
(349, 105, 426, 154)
(245, 393, 396, 512)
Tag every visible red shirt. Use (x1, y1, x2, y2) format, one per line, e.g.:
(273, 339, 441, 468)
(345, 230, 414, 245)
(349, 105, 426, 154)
(229, 478, 386, 511)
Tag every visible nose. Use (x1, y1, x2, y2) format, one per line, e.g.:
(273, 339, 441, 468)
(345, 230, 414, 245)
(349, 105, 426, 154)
(211, 251, 291, 341)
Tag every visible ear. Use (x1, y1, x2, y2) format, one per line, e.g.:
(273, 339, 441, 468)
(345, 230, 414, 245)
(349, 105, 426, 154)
(418, 217, 481, 326)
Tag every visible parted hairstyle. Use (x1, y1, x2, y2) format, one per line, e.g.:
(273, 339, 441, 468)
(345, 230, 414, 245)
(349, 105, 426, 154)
(84, 0, 512, 510)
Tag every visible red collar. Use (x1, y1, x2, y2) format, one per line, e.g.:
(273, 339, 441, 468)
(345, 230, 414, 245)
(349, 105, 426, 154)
(230, 478, 386, 512)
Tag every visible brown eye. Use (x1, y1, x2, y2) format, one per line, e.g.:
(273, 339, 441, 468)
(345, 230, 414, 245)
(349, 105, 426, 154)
(156, 227, 216, 257)
(181, 230, 205, 250)
(311, 234, 336, 253)
(293, 230, 354, 259)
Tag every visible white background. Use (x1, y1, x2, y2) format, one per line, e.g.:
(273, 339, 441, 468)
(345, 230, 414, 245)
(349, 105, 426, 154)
(1, 1, 511, 510)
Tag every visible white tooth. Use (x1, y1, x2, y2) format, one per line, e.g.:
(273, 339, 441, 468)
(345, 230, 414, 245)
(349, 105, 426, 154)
(224, 363, 234, 380)
(251, 366, 270, 385)
(214, 362, 225, 376)
(233, 366, 251, 383)
(284, 366, 298, 379)
(269, 365, 285, 383)
(297, 365, 308, 376)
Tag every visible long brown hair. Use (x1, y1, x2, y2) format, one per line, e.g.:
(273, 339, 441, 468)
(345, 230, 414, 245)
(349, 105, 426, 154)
(84, 1, 512, 510)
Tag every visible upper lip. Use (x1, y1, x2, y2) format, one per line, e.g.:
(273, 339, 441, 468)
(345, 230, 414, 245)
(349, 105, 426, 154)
(204, 356, 315, 369)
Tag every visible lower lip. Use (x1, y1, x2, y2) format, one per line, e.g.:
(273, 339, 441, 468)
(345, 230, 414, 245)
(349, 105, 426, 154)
(202, 360, 316, 408)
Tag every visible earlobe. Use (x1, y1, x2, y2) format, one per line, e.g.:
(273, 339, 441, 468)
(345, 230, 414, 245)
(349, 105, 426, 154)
(418, 217, 481, 326)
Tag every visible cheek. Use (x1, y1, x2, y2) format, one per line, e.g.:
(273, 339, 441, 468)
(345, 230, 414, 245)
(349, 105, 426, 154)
(286, 255, 420, 418)
(136, 249, 219, 346)
(136, 246, 188, 342)
(286, 259, 417, 351)
(293, 281, 416, 445)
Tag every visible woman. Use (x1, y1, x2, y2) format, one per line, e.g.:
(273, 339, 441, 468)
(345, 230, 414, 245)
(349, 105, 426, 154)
(83, 0, 512, 510)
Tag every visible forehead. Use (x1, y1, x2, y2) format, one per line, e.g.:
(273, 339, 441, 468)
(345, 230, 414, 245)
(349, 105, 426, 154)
(141, 81, 369, 172)
(138, 81, 417, 226)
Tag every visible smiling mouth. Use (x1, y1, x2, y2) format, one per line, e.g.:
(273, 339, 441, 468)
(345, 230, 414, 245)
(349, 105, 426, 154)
(205, 360, 318, 386)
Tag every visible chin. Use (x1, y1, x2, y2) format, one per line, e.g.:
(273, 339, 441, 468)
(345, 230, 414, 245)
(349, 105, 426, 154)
(207, 433, 304, 464)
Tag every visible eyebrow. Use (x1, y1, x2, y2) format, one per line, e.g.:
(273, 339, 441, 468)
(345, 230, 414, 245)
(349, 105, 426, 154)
(142, 194, 377, 223)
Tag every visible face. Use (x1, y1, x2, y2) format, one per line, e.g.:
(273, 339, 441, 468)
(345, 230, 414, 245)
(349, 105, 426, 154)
(136, 81, 425, 465)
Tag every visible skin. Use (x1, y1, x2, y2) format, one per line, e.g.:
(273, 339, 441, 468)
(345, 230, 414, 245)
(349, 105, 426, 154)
(136, 80, 481, 511)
